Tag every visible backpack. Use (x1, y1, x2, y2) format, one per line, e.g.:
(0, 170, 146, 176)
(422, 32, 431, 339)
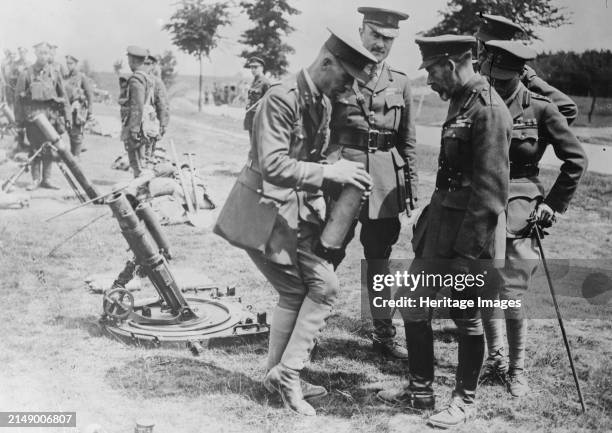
(135, 71, 160, 139)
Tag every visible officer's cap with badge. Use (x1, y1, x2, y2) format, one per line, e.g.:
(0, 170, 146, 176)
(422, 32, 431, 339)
(480, 40, 536, 79)
(65, 55, 79, 63)
(126, 45, 150, 60)
(245, 57, 265, 68)
(358, 6, 409, 38)
(324, 27, 378, 84)
(414, 35, 476, 69)
(475, 13, 524, 42)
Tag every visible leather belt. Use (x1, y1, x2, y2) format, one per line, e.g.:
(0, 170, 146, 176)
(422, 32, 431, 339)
(510, 163, 539, 179)
(337, 129, 397, 152)
(435, 168, 471, 191)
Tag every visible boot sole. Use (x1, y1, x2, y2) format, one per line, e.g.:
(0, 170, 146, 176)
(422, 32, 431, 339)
(263, 378, 316, 416)
(264, 380, 328, 400)
(427, 414, 474, 429)
(376, 393, 434, 411)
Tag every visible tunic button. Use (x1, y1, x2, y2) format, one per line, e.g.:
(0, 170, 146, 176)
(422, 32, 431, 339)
(256, 188, 262, 194)
(435, 187, 439, 191)
(447, 177, 452, 182)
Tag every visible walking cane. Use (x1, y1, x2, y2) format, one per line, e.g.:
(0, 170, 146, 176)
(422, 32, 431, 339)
(531, 219, 586, 413)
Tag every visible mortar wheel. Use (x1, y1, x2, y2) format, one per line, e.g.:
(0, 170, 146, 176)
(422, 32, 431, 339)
(103, 288, 134, 320)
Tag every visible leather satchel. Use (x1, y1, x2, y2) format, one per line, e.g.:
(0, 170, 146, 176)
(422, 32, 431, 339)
(213, 165, 281, 253)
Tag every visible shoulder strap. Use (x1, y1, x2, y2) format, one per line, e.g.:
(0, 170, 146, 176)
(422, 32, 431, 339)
(352, 81, 374, 128)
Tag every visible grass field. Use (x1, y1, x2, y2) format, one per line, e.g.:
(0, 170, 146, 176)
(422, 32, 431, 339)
(0, 103, 611, 433)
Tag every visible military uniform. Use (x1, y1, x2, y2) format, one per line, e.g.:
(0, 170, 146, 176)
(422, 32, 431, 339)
(119, 46, 159, 177)
(215, 30, 376, 416)
(378, 36, 511, 429)
(14, 60, 70, 189)
(479, 40, 587, 397)
(64, 56, 93, 156)
(475, 13, 578, 124)
(243, 57, 271, 136)
(144, 55, 170, 160)
(328, 6, 416, 356)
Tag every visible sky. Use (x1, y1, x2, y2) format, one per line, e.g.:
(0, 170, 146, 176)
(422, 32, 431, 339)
(1, 0, 611, 79)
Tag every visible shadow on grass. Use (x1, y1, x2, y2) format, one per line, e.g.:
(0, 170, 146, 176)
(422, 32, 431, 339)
(47, 314, 106, 338)
(106, 355, 276, 406)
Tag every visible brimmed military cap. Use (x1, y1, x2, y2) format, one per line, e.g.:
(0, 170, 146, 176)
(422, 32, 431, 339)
(358, 7, 409, 38)
(324, 27, 378, 84)
(480, 40, 536, 79)
(49, 43, 58, 49)
(415, 35, 476, 69)
(33, 42, 49, 50)
(475, 13, 524, 42)
(65, 55, 78, 63)
(126, 45, 149, 59)
(245, 56, 265, 68)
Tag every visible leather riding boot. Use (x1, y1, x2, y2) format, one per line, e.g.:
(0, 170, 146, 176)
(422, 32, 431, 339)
(263, 305, 327, 400)
(377, 321, 435, 409)
(263, 364, 315, 416)
(267, 297, 331, 415)
(455, 334, 485, 405)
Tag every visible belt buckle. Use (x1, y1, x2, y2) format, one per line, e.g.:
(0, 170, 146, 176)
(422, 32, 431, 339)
(367, 129, 380, 153)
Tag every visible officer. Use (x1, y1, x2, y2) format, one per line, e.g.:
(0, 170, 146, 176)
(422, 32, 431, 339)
(475, 12, 578, 124)
(479, 40, 587, 397)
(14, 42, 71, 190)
(327, 7, 417, 359)
(144, 54, 170, 159)
(243, 56, 270, 138)
(377, 35, 511, 429)
(214, 29, 376, 416)
(119, 46, 159, 178)
(64, 55, 93, 157)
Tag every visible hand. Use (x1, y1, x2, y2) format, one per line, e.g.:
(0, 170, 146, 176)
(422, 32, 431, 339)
(535, 202, 556, 228)
(65, 119, 72, 130)
(323, 159, 372, 191)
(160, 126, 166, 137)
(86, 112, 94, 122)
(130, 131, 140, 141)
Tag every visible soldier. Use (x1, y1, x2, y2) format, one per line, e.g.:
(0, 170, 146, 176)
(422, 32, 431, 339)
(64, 55, 93, 157)
(144, 54, 170, 159)
(1, 50, 15, 105)
(328, 7, 417, 359)
(119, 46, 159, 178)
(475, 13, 578, 124)
(214, 29, 376, 416)
(377, 35, 511, 429)
(243, 57, 270, 138)
(14, 42, 71, 190)
(479, 40, 587, 397)
(8, 48, 30, 149)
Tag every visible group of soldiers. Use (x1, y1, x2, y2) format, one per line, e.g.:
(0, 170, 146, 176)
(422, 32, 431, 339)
(4, 41, 171, 191)
(7, 42, 93, 190)
(216, 7, 588, 429)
